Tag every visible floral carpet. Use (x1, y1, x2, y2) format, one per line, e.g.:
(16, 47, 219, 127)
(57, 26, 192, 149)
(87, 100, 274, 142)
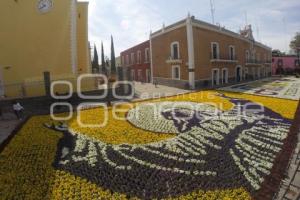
(0, 90, 299, 200)
(219, 77, 300, 100)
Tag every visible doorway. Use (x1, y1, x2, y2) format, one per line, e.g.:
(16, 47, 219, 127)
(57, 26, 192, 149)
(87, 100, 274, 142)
(212, 69, 220, 87)
(146, 69, 151, 83)
(131, 69, 135, 81)
(257, 68, 261, 79)
(222, 68, 228, 84)
(138, 70, 142, 82)
(236, 66, 242, 82)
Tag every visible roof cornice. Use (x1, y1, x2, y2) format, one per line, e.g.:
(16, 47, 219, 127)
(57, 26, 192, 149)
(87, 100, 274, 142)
(150, 17, 272, 51)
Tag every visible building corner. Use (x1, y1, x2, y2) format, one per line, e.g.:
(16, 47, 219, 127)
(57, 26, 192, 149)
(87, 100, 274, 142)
(186, 14, 195, 89)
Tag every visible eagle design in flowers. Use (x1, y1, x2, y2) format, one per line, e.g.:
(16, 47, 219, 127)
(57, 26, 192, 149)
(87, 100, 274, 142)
(45, 94, 292, 199)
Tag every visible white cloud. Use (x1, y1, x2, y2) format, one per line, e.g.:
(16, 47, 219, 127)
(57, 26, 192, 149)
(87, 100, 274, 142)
(120, 19, 130, 30)
(80, 0, 300, 59)
(82, 0, 163, 60)
(210, 0, 300, 52)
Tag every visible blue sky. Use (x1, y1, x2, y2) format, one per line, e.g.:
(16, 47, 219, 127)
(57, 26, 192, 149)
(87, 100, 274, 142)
(80, 0, 300, 57)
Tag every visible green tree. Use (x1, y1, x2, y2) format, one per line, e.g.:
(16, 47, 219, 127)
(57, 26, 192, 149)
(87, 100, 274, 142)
(101, 41, 107, 75)
(92, 44, 99, 73)
(290, 32, 300, 50)
(110, 35, 116, 75)
(272, 49, 285, 57)
(290, 32, 300, 56)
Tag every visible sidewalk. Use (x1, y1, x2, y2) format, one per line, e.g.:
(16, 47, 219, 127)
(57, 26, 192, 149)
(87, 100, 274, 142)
(275, 129, 300, 200)
(0, 114, 20, 145)
(133, 82, 190, 100)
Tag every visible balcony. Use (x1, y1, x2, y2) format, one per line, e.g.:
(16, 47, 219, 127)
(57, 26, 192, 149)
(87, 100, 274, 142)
(210, 54, 238, 63)
(264, 60, 272, 65)
(245, 59, 264, 66)
(166, 56, 183, 64)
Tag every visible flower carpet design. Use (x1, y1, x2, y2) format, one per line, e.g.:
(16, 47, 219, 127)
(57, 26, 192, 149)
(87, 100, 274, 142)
(0, 90, 299, 200)
(219, 77, 300, 100)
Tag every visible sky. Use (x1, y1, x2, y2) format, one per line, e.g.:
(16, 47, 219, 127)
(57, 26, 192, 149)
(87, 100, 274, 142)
(79, 0, 300, 58)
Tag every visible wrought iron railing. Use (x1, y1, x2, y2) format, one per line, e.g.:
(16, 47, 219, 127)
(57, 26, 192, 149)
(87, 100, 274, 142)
(210, 53, 237, 61)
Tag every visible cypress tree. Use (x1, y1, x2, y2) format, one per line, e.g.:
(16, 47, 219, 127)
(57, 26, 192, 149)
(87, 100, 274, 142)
(101, 41, 106, 75)
(110, 35, 116, 75)
(92, 44, 99, 72)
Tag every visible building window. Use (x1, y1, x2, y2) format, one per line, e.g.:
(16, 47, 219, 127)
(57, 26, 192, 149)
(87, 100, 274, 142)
(171, 42, 180, 59)
(145, 48, 150, 63)
(126, 55, 129, 65)
(131, 53, 135, 65)
(137, 51, 142, 64)
(222, 68, 228, 84)
(121, 56, 125, 65)
(229, 45, 235, 60)
(251, 51, 256, 62)
(172, 65, 180, 80)
(211, 42, 219, 59)
(246, 50, 250, 63)
(257, 53, 260, 62)
(212, 69, 220, 86)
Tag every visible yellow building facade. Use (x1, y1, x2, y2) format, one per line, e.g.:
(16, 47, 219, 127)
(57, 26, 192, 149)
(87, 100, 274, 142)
(0, 0, 91, 98)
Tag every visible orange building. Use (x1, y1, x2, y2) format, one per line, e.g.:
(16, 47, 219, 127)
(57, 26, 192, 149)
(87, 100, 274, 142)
(150, 14, 272, 89)
(120, 41, 151, 83)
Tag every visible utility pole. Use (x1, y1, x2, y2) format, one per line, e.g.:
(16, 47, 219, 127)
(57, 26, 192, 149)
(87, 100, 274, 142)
(210, 0, 215, 25)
